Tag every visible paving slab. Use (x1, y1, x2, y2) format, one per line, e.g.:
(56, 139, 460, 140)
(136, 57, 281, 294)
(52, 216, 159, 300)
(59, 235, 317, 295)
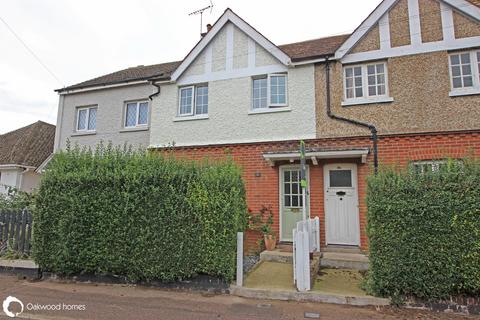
(244, 261, 294, 290)
(313, 268, 367, 297)
(240, 261, 389, 306)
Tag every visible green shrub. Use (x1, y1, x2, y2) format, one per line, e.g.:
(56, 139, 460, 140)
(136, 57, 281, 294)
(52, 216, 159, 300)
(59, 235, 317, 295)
(33, 144, 247, 282)
(0, 187, 35, 211)
(366, 159, 480, 300)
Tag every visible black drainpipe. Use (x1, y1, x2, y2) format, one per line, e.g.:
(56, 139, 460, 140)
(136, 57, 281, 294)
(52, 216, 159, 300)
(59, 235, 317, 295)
(324, 56, 379, 174)
(148, 80, 161, 100)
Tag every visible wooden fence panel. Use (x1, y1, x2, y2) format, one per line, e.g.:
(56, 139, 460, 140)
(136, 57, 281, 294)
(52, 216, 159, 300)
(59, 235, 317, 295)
(0, 209, 33, 256)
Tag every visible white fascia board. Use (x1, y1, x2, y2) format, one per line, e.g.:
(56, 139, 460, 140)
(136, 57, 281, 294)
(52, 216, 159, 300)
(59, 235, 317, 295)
(35, 153, 54, 173)
(0, 164, 36, 170)
(58, 80, 150, 95)
(171, 9, 291, 82)
(442, 0, 480, 21)
(335, 0, 398, 60)
(291, 57, 328, 66)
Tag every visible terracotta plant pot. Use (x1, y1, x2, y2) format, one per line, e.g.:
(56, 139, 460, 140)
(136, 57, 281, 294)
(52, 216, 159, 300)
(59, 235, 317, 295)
(264, 234, 277, 251)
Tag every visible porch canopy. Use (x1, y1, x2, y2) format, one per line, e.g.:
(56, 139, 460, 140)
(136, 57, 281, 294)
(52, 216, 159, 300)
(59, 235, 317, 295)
(262, 147, 370, 166)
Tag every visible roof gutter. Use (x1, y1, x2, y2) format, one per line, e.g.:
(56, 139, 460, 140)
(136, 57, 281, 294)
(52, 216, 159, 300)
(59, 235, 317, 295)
(0, 164, 36, 170)
(291, 57, 328, 66)
(56, 80, 150, 95)
(324, 56, 379, 174)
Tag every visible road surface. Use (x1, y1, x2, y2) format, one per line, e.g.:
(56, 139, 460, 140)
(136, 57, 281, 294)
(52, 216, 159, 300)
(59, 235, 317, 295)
(0, 275, 472, 319)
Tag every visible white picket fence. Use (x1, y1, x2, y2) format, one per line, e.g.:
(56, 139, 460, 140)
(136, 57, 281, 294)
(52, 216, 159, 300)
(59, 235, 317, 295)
(293, 217, 320, 292)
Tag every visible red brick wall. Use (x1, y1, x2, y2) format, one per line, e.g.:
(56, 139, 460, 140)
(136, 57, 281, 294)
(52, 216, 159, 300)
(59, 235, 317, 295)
(154, 131, 480, 253)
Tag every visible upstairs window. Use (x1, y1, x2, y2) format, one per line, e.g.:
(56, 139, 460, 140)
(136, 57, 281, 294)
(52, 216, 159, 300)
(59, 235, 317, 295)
(125, 101, 149, 128)
(76, 106, 97, 132)
(252, 74, 288, 110)
(178, 85, 208, 116)
(343, 62, 389, 103)
(253, 77, 268, 109)
(449, 50, 480, 94)
(345, 66, 363, 99)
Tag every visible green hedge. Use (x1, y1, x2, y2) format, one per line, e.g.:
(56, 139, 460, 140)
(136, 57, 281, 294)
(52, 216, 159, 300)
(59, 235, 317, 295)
(33, 144, 247, 282)
(366, 159, 480, 300)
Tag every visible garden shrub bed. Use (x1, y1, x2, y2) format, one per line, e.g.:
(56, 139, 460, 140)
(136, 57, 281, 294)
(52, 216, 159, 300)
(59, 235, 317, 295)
(366, 159, 480, 301)
(33, 144, 247, 282)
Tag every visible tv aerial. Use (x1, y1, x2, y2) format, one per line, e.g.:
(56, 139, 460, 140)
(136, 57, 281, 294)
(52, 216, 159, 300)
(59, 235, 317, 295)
(188, 0, 214, 36)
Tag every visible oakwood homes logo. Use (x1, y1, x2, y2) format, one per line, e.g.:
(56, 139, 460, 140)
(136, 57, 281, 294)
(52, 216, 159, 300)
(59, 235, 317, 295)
(2, 296, 24, 318)
(3, 296, 86, 318)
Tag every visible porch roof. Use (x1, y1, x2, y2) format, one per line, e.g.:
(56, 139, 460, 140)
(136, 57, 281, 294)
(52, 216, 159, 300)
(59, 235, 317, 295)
(262, 147, 370, 166)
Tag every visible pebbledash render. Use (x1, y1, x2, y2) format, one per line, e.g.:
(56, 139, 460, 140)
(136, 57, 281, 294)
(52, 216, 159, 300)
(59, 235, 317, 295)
(55, 0, 480, 252)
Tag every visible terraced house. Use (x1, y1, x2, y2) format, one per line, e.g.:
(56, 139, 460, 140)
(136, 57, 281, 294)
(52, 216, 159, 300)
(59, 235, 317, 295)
(54, 0, 480, 252)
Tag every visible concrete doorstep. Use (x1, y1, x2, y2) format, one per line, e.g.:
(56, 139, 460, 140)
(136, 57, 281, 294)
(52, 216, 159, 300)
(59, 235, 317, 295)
(230, 285, 390, 307)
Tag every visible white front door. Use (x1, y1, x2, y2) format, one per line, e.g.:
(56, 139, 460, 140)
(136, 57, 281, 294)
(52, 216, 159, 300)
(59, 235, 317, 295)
(280, 165, 309, 242)
(324, 163, 360, 246)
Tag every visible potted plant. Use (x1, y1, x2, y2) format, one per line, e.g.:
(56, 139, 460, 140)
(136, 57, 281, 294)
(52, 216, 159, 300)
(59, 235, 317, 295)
(248, 206, 276, 251)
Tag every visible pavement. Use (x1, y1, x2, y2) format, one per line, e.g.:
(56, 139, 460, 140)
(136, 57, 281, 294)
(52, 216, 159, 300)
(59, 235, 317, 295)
(0, 274, 474, 320)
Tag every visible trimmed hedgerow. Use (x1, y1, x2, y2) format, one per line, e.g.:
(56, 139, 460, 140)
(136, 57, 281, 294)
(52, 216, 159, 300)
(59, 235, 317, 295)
(366, 159, 480, 300)
(33, 144, 247, 282)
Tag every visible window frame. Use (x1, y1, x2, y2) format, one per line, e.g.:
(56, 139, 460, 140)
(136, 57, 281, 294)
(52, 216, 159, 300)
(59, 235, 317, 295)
(448, 50, 480, 96)
(268, 74, 288, 107)
(178, 86, 195, 117)
(251, 73, 288, 110)
(343, 61, 390, 103)
(124, 101, 149, 128)
(76, 106, 97, 132)
(178, 84, 208, 117)
(411, 160, 448, 174)
(194, 84, 209, 115)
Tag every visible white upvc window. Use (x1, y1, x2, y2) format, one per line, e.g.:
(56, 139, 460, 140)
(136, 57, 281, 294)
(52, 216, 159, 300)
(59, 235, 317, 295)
(252, 74, 288, 110)
(178, 84, 208, 117)
(449, 50, 480, 96)
(125, 101, 149, 128)
(343, 62, 391, 105)
(412, 160, 447, 174)
(76, 106, 97, 132)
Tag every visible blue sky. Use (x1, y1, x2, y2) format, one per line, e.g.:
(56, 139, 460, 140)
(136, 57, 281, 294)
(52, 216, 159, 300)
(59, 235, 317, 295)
(0, 0, 381, 133)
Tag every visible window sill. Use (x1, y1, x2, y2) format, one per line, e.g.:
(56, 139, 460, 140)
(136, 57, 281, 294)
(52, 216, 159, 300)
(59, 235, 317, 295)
(173, 114, 209, 122)
(449, 89, 480, 97)
(120, 126, 149, 133)
(71, 131, 96, 137)
(248, 107, 291, 115)
(342, 97, 394, 107)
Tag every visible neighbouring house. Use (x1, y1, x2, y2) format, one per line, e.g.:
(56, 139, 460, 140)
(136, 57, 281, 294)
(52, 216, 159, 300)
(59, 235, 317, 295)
(0, 121, 55, 194)
(54, 0, 480, 253)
